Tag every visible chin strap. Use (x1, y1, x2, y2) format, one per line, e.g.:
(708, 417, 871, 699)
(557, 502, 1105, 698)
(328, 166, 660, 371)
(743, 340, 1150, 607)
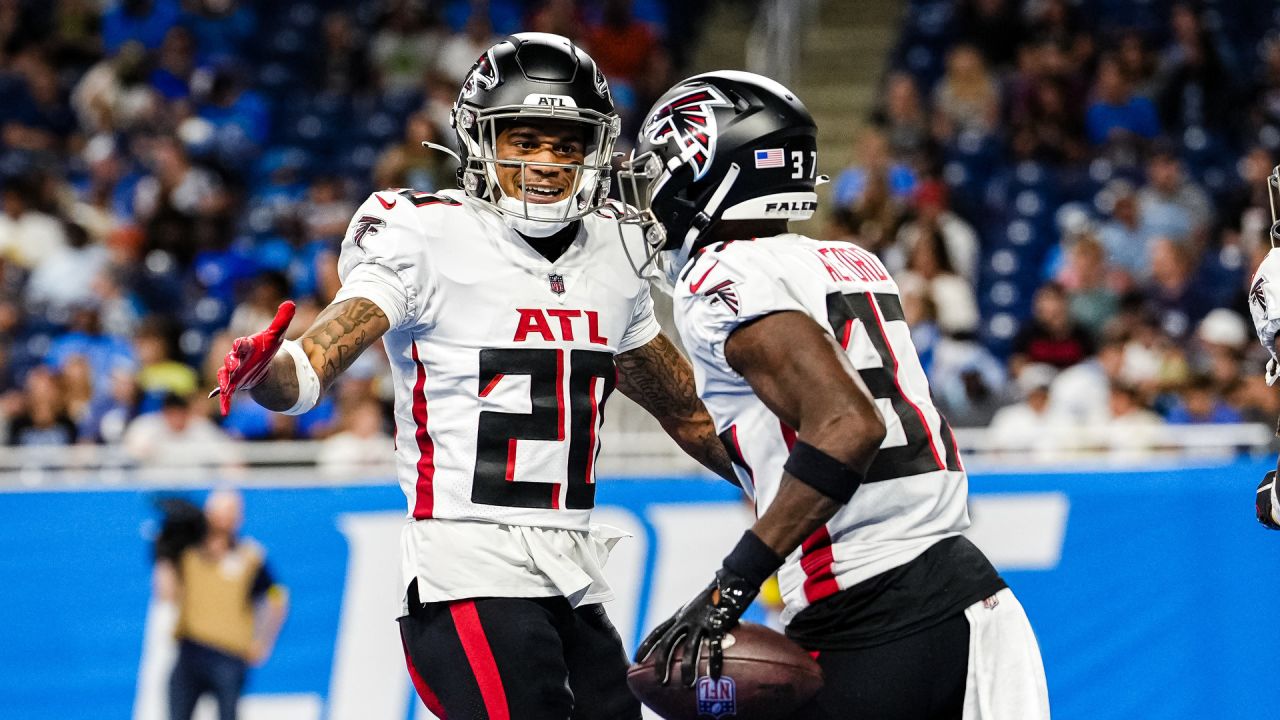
(681, 162, 741, 250)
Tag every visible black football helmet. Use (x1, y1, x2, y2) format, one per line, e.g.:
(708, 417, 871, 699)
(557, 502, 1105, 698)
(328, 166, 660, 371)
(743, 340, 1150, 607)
(617, 70, 820, 277)
(451, 32, 620, 224)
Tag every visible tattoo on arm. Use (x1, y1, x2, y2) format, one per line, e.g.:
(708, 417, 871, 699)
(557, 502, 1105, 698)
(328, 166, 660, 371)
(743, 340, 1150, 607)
(616, 334, 737, 483)
(250, 298, 390, 411)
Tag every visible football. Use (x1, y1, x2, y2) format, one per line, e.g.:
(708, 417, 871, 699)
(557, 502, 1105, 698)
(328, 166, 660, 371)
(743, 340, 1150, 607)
(627, 622, 823, 720)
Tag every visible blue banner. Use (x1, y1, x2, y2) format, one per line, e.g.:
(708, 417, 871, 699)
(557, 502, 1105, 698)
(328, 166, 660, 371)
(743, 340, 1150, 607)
(0, 459, 1275, 719)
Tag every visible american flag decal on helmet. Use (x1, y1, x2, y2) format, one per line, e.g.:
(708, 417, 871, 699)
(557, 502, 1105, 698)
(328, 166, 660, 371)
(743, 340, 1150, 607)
(704, 279, 740, 314)
(352, 215, 386, 249)
(641, 85, 733, 181)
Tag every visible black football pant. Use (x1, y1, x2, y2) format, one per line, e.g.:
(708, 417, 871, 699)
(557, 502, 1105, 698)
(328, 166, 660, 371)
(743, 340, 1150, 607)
(168, 640, 247, 720)
(399, 585, 641, 720)
(792, 611, 971, 720)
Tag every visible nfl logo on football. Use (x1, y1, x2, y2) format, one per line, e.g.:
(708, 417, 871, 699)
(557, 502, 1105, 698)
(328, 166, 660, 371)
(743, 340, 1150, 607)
(696, 676, 736, 719)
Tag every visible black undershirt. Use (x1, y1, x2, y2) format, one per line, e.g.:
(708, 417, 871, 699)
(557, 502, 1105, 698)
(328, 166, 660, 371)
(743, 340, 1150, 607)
(519, 222, 580, 263)
(784, 535, 1007, 651)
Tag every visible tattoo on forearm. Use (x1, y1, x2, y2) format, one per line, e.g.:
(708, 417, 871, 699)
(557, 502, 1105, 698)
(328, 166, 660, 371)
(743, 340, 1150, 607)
(250, 298, 389, 411)
(616, 334, 736, 482)
(299, 299, 388, 388)
(615, 334, 703, 418)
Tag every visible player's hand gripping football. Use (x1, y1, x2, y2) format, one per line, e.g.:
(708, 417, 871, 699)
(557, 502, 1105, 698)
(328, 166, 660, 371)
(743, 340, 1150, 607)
(1258, 469, 1280, 530)
(210, 301, 296, 415)
(635, 567, 758, 687)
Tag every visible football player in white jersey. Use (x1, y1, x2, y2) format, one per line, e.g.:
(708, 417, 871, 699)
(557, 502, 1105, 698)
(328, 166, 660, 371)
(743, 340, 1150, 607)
(620, 71, 1050, 719)
(1250, 163, 1280, 530)
(212, 34, 735, 719)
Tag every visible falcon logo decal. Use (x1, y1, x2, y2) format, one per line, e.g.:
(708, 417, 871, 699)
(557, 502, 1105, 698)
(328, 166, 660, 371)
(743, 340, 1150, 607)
(593, 64, 611, 102)
(641, 85, 733, 181)
(352, 215, 386, 249)
(1253, 276, 1269, 315)
(460, 50, 499, 99)
(703, 279, 740, 314)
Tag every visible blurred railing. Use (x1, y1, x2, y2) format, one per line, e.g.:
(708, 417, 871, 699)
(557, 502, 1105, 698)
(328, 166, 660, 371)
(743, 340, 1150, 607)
(0, 423, 1272, 489)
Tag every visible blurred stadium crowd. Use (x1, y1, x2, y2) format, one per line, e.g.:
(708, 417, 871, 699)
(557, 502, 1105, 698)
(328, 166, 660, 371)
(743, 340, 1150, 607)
(831, 0, 1280, 452)
(1, 0, 1278, 461)
(0, 0, 706, 459)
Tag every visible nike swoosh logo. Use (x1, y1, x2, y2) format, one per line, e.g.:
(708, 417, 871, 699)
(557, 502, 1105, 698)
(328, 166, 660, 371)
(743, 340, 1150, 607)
(688, 260, 720, 293)
(376, 194, 396, 210)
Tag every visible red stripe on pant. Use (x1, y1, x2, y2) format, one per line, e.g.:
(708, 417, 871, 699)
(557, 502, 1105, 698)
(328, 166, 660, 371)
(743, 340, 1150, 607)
(401, 634, 447, 719)
(450, 600, 510, 720)
(800, 527, 840, 603)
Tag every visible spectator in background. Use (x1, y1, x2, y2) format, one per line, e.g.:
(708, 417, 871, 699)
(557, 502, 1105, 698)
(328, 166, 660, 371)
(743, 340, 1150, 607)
(24, 221, 109, 316)
(1055, 234, 1118, 339)
(318, 398, 393, 477)
(585, 0, 659, 92)
(3, 55, 76, 154)
(317, 11, 371, 96)
(932, 44, 999, 138)
(192, 59, 270, 170)
(134, 317, 198, 401)
(132, 135, 228, 264)
(1012, 282, 1095, 370)
(228, 272, 291, 341)
(6, 365, 77, 447)
(80, 367, 139, 443)
(154, 488, 288, 720)
(1010, 71, 1086, 164)
(374, 112, 452, 192)
(871, 71, 929, 165)
(1115, 30, 1157, 99)
(833, 126, 916, 212)
(1146, 237, 1210, 340)
(1154, 3, 1237, 136)
(0, 179, 66, 270)
(1166, 374, 1242, 424)
(71, 40, 156, 134)
(1096, 179, 1153, 286)
(989, 363, 1061, 455)
(897, 223, 979, 336)
(48, 0, 104, 72)
(46, 305, 135, 379)
(371, 0, 445, 94)
(301, 177, 355, 244)
(1193, 308, 1248, 395)
(148, 27, 196, 101)
(1101, 382, 1165, 453)
(1138, 147, 1212, 245)
(122, 391, 232, 466)
(1085, 55, 1160, 146)
(895, 178, 979, 282)
(435, 11, 498, 85)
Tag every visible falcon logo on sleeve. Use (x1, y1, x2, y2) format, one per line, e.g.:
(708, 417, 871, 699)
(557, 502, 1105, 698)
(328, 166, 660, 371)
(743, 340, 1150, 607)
(703, 279, 740, 314)
(352, 215, 386, 249)
(1252, 276, 1268, 315)
(641, 85, 732, 181)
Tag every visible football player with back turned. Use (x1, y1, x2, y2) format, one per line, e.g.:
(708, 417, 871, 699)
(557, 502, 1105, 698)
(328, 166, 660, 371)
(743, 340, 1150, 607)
(1249, 163, 1280, 530)
(213, 34, 736, 719)
(622, 71, 1050, 719)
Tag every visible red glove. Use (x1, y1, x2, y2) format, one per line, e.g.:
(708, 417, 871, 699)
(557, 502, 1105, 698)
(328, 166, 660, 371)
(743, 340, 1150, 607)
(211, 301, 296, 415)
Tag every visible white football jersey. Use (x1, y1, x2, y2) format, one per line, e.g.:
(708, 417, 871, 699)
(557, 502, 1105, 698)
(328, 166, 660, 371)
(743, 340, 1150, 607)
(673, 235, 969, 624)
(334, 189, 659, 534)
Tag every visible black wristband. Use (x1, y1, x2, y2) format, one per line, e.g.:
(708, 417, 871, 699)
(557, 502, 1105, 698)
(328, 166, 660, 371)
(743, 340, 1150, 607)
(722, 530, 785, 589)
(784, 440, 863, 503)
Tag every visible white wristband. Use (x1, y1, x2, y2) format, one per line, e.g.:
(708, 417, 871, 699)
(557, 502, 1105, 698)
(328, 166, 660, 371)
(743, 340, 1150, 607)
(279, 339, 321, 416)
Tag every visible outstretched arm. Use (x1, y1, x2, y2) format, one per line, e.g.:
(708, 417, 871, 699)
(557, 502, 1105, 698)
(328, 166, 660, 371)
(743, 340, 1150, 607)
(615, 332, 736, 483)
(249, 298, 390, 411)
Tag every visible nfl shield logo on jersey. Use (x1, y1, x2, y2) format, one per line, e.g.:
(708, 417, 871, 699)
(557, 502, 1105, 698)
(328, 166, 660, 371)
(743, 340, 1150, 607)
(548, 273, 566, 296)
(695, 676, 736, 718)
